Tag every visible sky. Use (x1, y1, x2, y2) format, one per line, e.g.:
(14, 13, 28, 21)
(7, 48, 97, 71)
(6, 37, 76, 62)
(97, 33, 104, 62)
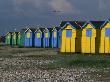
(0, 0, 110, 35)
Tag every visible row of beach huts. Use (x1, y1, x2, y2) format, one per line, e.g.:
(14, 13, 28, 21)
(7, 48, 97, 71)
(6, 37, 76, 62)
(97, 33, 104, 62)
(5, 20, 110, 53)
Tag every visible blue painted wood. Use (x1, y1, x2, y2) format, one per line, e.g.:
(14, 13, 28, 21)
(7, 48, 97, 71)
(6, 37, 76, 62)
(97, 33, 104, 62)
(51, 30, 58, 48)
(43, 32, 50, 48)
(105, 28, 110, 37)
(24, 32, 34, 47)
(86, 29, 92, 37)
(66, 30, 72, 37)
(58, 31, 62, 48)
(34, 32, 42, 47)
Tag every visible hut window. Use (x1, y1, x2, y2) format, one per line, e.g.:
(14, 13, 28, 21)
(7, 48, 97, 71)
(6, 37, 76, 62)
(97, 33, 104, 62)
(54, 32, 57, 38)
(36, 33, 41, 38)
(27, 32, 30, 38)
(105, 28, 110, 37)
(86, 29, 92, 37)
(66, 30, 72, 37)
(45, 32, 48, 38)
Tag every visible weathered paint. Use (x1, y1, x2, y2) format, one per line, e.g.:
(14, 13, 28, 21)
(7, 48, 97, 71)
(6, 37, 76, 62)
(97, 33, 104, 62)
(81, 23, 96, 53)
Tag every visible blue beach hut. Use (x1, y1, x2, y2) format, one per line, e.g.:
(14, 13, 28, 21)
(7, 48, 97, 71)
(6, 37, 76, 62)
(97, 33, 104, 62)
(42, 28, 51, 48)
(34, 28, 42, 47)
(51, 27, 60, 48)
(24, 28, 35, 47)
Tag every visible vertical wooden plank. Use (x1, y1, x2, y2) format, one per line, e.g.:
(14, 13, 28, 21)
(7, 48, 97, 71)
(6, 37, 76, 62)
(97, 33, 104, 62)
(109, 38, 110, 53)
(66, 38, 71, 52)
(86, 37, 91, 53)
(60, 30, 66, 52)
(81, 37, 86, 53)
(105, 37, 109, 53)
(71, 37, 75, 52)
(91, 37, 95, 53)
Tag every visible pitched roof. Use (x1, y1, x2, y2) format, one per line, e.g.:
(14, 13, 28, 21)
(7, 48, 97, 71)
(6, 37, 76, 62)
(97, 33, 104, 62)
(90, 21, 105, 29)
(75, 21, 86, 28)
(59, 21, 83, 31)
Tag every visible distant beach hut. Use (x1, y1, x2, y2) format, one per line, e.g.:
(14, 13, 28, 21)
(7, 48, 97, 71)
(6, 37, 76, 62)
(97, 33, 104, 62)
(5, 32, 12, 45)
(42, 28, 51, 48)
(51, 27, 59, 48)
(12, 32, 18, 46)
(17, 32, 21, 46)
(24, 28, 35, 47)
(34, 28, 42, 47)
(18, 29, 26, 47)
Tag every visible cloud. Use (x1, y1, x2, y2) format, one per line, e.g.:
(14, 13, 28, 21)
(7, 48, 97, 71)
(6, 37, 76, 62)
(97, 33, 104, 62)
(98, 0, 110, 10)
(49, 0, 80, 14)
(11, 0, 80, 15)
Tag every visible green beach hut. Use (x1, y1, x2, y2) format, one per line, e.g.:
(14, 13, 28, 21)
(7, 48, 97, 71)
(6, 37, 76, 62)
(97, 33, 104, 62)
(5, 32, 12, 45)
(12, 32, 18, 46)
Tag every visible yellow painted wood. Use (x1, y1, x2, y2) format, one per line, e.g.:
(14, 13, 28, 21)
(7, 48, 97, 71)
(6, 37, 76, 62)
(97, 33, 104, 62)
(81, 37, 86, 53)
(71, 37, 75, 52)
(91, 37, 95, 53)
(60, 25, 77, 53)
(60, 30, 66, 52)
(100, 23, 110, 53)
(66, 38, 71, 52)
(54, 32, 56, 38)
(86, 37, 91, 53)
(27, 33, 30, 38)
(81, 23, 96, 54)
(105, 37, 109, 53)
(45, 33, 48, 38)
(65, 25, 73, 29)
(91, 30, 96, 53)
(104, 23, 110, 28)
(36, 33, 40, 38)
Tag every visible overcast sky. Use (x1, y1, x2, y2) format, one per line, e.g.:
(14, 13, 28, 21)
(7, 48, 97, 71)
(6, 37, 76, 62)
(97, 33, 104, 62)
(0, 0, 110, 35)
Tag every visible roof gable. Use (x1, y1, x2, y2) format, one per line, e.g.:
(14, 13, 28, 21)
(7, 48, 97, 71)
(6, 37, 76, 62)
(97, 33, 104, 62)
(90, 21, 105, 29)
(82, 21, 96, 29)
(59, 21, 79, 31)
(100, 19, 110, 29)
(34, 28, 42, 33)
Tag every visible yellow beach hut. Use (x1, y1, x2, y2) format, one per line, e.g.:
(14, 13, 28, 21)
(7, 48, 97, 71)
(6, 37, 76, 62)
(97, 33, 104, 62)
(90, 21, 105, 53)
(60, 21, 80, 53)
(81, 21, 96, 53)
(99, 20, 110, 53)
